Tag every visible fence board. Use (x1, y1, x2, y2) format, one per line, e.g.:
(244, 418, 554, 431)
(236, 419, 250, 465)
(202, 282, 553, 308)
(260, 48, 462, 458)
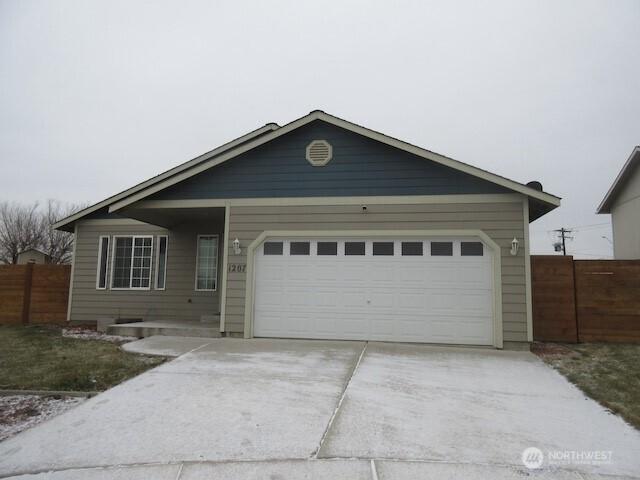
(0, 265, 70, 325)
(0, 266, 28, 324)
(574, 260, 640, 343)
(531, 256, 578, 342)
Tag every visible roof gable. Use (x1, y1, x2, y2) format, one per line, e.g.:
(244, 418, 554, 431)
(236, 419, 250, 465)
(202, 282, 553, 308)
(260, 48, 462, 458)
(149, 120, 509, 201)
(598, 146, 640, 213)
(54, 110, 560, 231)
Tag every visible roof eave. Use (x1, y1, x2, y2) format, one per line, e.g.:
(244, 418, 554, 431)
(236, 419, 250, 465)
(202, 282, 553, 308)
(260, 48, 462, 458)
(107, 110, 561, 213)
(52, 122, 280, 231)
(597, 146, 640, 215)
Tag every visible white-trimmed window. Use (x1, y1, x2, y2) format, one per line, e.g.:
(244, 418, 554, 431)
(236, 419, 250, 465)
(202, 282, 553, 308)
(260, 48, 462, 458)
(155, 235, 168, 290)
(195, 235, 218, 291)
(111, 236, 153, 289)
(96, 236, 110, 289)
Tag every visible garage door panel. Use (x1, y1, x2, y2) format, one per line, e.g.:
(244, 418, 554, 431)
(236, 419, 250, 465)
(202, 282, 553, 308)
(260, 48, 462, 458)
(395, 316, 431, 337)
(286, 264, 313, 282)
(254, 237, 495, 346)
(343, 264, 369, 282)
(369, 264, 396, 283)
(340, 316, 370, 335)
(395, 290, 427, 310)
(370, 316, 396, 336)
(426, 266, 460, 286)
(342, 290, 368, 309)
(398, 265, 425, 283)
(315, 290, 341, 307)
(457, 266, 492, 285)
(260, 264, 285, 282)
(455, 292, 493, 312)
(254, 286, 284, 308)
(316, 264, 340, 281)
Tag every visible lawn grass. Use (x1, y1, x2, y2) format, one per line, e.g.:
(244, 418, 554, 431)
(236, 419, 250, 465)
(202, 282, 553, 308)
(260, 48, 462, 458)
(0, 325, 164, 392)
(534, 343, 640, 429)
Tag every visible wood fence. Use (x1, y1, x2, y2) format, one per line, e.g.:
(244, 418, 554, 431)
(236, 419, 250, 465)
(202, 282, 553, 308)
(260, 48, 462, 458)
(532, 256, 640, 343)
(0, 264, 71, 325)
(2, 258, 638, 340)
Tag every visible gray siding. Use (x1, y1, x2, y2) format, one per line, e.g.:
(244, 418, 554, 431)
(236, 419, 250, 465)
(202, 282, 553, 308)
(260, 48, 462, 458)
(70, 220, 224, 324)
(150, 120, 509, 200)
(224, 198, 528, 342)
(611, 166, 640, 259)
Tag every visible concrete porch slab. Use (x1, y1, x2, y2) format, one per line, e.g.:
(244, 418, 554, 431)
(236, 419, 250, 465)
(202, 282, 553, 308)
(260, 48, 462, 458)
(107, 320, 221, 339)
(121, 336, 214, 357)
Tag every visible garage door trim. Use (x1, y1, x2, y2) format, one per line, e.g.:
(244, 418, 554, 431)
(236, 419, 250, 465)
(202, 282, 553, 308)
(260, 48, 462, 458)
(243, 229, 503, 348)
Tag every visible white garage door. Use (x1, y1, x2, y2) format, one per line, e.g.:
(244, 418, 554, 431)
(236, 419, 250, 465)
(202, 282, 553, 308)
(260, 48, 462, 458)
(253, 238, 495, 345)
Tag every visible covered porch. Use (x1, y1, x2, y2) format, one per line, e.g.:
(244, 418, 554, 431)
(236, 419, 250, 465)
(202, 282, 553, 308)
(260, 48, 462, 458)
(91, 204, 229, 337)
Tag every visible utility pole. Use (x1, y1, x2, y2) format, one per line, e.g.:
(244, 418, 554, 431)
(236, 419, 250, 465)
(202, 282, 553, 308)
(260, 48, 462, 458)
(553, 228, 573, 255)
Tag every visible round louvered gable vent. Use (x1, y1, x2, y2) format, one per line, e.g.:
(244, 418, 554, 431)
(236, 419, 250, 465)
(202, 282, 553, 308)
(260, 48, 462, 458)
(306, 140, 333, 166)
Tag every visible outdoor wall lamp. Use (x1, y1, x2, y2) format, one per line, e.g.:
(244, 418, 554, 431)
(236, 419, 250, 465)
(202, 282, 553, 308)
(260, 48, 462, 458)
(232, 238, 241, 255)
(510, 237, 519, 256)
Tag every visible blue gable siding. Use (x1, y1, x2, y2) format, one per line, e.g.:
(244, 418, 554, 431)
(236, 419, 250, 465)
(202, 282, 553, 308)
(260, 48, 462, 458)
(150, 120, 508, 200)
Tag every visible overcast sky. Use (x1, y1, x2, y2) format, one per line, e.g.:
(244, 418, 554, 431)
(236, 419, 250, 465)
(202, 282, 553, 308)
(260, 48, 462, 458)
(1, 0, 638, 257)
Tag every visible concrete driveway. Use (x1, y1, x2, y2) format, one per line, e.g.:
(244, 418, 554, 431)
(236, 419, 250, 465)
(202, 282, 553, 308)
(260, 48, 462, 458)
(0, 339, 638, 479)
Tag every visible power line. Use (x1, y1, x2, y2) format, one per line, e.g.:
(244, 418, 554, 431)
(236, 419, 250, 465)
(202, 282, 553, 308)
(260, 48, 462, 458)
(567, 222, 609, 229)
(546, 222, 609, 234)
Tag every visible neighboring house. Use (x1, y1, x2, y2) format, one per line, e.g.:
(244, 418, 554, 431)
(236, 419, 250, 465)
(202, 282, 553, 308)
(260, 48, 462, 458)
(16, 248, 50, 265)
(54, 110, 560, 349)
(597, 146, 640, 259)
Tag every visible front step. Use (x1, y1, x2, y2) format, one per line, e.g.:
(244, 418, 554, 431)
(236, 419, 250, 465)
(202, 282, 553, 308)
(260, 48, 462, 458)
(107, 321, 222, 339)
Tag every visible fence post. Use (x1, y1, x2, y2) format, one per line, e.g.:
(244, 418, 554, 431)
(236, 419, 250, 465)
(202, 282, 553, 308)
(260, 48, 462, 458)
(572, 259, 580, 343)
(21, 263, 34, 325)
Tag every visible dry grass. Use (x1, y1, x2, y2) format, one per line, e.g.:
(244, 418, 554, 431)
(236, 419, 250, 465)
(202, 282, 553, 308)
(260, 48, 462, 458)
(0, 325, 164, 392)
(534, 342, 640, 429)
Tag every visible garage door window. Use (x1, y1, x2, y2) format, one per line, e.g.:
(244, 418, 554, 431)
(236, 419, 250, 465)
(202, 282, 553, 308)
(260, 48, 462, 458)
(373, 242, 394, 256)
(317, 242, 337, 255)
(290, 242, 310, 255)
(401, 242, 423, 256)
(461, 242, 484, 256)
(345, 242, 365, 255)
(264, 242, 283, 255)
(431, 242, 453, 256)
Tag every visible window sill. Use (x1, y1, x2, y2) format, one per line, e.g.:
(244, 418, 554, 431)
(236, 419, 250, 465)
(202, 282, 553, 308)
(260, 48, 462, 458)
(109, 287, 152, 291)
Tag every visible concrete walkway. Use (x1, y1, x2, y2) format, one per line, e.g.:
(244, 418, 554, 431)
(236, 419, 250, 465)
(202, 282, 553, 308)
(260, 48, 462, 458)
(121, 335, 215, 357)
(1, 339, 639, 479)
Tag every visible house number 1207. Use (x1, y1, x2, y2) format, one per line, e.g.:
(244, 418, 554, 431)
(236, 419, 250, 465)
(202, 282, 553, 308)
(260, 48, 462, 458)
(228, 264, 246, 273)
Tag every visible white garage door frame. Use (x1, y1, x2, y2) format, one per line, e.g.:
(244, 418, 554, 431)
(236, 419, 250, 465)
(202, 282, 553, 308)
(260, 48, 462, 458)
(243, 229, 503, 348)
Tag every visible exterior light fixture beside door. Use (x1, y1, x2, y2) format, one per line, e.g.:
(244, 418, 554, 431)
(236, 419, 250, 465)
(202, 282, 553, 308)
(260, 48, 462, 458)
(232, 238, 241, 255)
(510, 237, 519, 256)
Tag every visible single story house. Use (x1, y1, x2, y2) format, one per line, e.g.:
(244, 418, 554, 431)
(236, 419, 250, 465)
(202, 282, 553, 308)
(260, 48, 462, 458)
(597, 146, 640, 259)
(54, 111, 560, 349)
(17, 248, 50, 265)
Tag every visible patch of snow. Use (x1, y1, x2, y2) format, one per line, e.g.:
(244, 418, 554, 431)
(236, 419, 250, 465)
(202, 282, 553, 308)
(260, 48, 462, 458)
(62, 328, 136, 344)
(0, 395, 85, 442)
